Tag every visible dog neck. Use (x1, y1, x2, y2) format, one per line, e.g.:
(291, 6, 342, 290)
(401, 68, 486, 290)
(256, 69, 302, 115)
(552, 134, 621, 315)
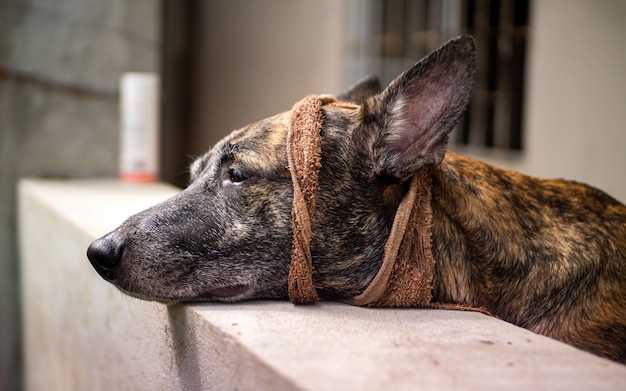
(341, 167, 436, 307)
(287, 94, 482, 311)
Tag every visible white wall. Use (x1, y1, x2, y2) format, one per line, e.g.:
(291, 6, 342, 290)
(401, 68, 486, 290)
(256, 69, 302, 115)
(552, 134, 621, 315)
(513, 0, 626, 202)
(189, 0, 347, 156)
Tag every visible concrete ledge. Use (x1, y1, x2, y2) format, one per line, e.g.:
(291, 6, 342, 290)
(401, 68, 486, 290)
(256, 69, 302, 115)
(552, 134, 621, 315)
(18, 179, 626, 390)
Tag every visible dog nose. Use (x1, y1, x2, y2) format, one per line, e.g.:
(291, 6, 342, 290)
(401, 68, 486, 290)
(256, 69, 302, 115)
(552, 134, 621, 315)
(87, 234, 125, 278)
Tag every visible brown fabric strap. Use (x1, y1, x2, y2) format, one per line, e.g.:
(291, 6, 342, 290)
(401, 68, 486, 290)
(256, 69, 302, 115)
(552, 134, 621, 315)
(286, 95, 336, 304)
(343, 168, 435, 307)
(341, 169, 489, 314)
(342, 168, 489, 314)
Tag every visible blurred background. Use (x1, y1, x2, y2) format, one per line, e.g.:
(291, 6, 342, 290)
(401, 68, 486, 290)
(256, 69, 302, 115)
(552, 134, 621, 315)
(1, 0, 625, 389)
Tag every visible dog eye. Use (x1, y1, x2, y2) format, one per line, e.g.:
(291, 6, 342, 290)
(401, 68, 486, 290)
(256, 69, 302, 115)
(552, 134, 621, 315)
(227, 168, 250, 184)
(220, 164, 252, 187)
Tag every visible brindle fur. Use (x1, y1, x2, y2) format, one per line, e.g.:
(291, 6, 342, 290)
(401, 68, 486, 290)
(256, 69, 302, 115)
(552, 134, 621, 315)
(88, 37, 626, 363)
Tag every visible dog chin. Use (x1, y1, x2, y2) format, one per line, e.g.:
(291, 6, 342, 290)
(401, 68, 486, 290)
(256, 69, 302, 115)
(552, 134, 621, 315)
(112, 286, 179, 305)
(113, 282, 253, 304)
(199, 283, 252, 302)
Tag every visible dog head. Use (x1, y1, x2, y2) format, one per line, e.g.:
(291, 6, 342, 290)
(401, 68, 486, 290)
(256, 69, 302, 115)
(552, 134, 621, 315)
(87, 36, 475, 303)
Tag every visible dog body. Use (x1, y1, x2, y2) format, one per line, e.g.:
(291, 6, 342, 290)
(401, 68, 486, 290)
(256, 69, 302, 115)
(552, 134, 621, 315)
(431, 151, 626, 361)
(88, 37, 626, 362)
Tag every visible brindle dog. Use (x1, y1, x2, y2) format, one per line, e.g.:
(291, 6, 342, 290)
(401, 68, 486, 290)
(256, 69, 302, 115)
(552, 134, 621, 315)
(88, 36, 626, 363)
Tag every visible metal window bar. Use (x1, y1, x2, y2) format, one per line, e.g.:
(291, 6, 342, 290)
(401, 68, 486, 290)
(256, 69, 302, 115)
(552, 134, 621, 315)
(345, 0, 529, 151)
(460, 0, 529, 150)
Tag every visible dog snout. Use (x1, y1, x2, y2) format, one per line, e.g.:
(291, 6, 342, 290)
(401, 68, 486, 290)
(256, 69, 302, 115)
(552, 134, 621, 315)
(87, 233, 125, 279)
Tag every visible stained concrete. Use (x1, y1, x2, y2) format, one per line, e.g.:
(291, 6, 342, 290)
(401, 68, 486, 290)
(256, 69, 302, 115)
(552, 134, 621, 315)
(18, 179, 626, 390)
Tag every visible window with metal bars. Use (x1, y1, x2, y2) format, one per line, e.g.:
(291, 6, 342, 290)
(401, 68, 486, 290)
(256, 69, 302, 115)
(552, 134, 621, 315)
(345, 0, 530, 151)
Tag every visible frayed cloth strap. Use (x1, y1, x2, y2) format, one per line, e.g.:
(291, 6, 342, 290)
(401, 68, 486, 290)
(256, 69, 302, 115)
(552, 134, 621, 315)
(286, 94, 339, 304)
(342, 168, 489, 314)
(342, 168, 435, 307)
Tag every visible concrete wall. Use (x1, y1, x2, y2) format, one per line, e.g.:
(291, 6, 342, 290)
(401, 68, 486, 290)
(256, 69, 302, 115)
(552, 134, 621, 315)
(468, 0, 626, 203)
(0, 1, 162, 389)
(18, 179, 626, 391)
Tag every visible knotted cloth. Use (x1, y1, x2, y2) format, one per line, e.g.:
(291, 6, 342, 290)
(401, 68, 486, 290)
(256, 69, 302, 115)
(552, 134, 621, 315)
(286, 94, 487, 314)
(286, 95, 330, 304)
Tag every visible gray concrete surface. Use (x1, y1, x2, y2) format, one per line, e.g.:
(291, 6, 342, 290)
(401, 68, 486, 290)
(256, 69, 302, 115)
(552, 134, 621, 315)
(18, 179, 626, 390)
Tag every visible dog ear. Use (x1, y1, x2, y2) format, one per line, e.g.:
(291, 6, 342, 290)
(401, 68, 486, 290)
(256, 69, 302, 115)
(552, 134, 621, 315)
(355, 36, 475, 180)
(337, 75, 381, 104)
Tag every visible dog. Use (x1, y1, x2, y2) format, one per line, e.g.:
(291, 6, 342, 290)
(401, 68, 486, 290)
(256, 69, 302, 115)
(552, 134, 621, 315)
(87, 36, 626, 363)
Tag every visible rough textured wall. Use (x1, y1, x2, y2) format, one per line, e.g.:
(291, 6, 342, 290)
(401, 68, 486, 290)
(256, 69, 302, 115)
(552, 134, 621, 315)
(0, 1, 161, 389)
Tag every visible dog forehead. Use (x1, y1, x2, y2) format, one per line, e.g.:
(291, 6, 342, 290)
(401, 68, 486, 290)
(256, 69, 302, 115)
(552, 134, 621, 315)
(190, 102, 358, 181)
(230, 111, 291, 151)
(190, 111, 291, 177)
(229, 102, 360, 150)
(228, 111, 291, 169)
